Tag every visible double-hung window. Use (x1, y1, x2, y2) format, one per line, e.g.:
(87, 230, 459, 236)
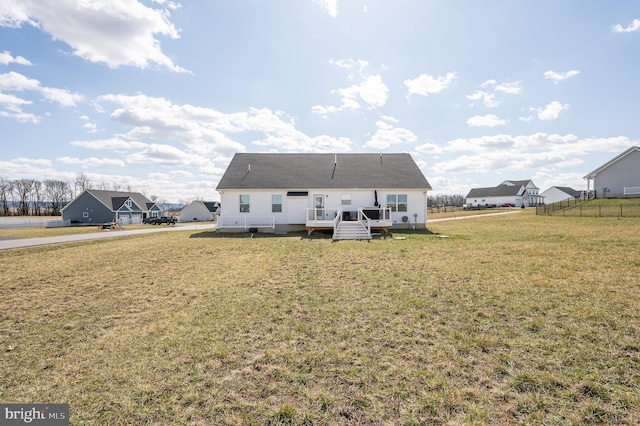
(239, 195, 250, 213)
(387, 194, 408, 212)
(272, 195, 282, 213)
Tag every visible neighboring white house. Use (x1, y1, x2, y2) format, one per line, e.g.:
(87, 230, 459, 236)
(584, 146, 640, 198)
(179, 201, 220, 222)
(215, 153, 432, 239)
(540, 186, 586, 204)
(465, 180, 543, 207)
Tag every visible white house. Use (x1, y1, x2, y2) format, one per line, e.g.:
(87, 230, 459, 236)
(540, 186, 585, 204)
(465, 180, 543, 207)
(584, 146, 640, 198)
(179, 201, 220, 222)
(215, 153, 432, 239)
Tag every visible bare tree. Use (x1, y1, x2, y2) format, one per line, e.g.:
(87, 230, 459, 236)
(73, 173, 92, 197)
(0, 178, 12, 216)
(33, 180, 43, 216)
(428, 194, 465, 208)
(45, 179, 71, 216)
(13, 179, 35, 216)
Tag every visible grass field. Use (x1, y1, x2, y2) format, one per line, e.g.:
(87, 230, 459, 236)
(2, 210, 640, 425)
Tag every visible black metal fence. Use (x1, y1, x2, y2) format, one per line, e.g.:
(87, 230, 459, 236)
(537, 200, 640, 217)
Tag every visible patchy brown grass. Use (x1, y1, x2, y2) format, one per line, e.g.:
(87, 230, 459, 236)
(1, 210, 640, 424)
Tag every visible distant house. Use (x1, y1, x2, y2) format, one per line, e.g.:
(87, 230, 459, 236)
(465, 180, 543, 207)
(62, 189, 162, 225)
(584, 146, 640, 198)
(215, 153, 432, 239)
(540, 186, 586, 204)
(179, 201, 220, 222)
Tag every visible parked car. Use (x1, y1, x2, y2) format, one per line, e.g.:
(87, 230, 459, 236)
(143, 216, 176, 225)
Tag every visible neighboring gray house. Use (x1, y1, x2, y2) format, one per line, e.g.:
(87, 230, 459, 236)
(179, 201, 220, 222)
(62, 189, 162, 225)
(216, 153, 432, 239)
(465, 180, 543, 207)
(540, 186, 585, 204)
(584, 146, 640, 198)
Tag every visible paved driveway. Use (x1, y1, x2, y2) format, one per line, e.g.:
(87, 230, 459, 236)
(0, 224, 216, 251)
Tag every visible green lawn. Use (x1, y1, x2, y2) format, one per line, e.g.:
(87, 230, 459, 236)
(1, 210, 639, 424)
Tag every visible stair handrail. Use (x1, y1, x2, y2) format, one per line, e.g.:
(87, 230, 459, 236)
(357, 209, 372, 235)
(333, 208, 342, 234)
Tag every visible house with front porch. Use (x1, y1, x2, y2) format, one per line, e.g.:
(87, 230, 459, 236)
(465, 179, 543, 208)
(215, 153, 432, 240)
(62, 189, 162, 225)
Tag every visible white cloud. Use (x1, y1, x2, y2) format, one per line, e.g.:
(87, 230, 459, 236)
(95, 95, 352, 159)
(39, 87, 85, 107)
(467, 80, 521, 108)
(612, 19, 640, 33)
(343, 75, 388, 107)
(466, 114, 507, 127)
(405, 72, 456, 97)
(126, 144, 209, 167)
(71, 137, 149, 151)
(467, 91, 499, 108)
(328, 58, 368, 72)
(0, 92, 31, 109)
(312, 74, 388, 115)
(431, 133, 634, 176)
(312, 0, 338, 17)
(534, 101, 569, 120)
(0, 50, 31, 65)
(0, 0, 186, 72)
(415, 142, 444, 155)
(363, 121, 417, 149)
(544, 70, 580, 83)
(0, 71, 84, 107)
(0, 109, 39, 123)
(0, 71, 39, 91)
(57, 156, 126, 167)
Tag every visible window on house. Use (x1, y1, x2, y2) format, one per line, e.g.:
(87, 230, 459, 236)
(341, 194, 351, 205)
(272, 195, 282, 213)
(83, 212, 89, 218)
(387, 194, 407, 212)
(125, 199, 132, 208)
(239, 195, 250, 213)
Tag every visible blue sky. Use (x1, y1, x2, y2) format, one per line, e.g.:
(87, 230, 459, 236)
(1, 1, 639, 203)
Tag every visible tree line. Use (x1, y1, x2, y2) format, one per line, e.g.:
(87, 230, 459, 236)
(0, 174, 163, 217)
(427, 194, 465, 208)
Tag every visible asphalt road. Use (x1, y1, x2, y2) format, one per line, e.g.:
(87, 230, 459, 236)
(0, 224, 216, 251)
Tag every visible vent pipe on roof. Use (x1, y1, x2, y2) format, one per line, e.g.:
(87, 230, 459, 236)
(248, 163, 251, 172)
(380, 153, 383, 164)
(334, 154, 337, 165)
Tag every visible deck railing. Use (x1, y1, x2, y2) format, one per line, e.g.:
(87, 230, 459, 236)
(217, 215, 275, 229)
(306, 208, 340, 222)
(624, 187, 640, 195)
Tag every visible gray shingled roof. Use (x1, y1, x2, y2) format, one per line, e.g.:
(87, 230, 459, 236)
(87, 189, 155, 212)
(216, 153, 432, 190)
(466, 185, 524, 198)
(202, 201, 220, 212)
(553, 187, 582, 197)
(502, 179, 537, 188)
